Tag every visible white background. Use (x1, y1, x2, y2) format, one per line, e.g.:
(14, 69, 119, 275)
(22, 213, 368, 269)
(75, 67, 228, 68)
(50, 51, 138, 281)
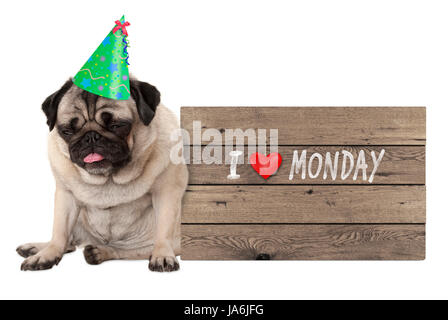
(0, 0, 446, 299)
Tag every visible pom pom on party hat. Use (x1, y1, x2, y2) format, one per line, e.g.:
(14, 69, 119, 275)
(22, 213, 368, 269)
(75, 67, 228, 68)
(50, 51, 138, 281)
(73, 15, 131, 100)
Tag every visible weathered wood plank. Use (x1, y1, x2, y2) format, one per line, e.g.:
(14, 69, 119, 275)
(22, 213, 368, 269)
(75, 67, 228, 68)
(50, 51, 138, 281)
(182, 185, 425, 223)
(181, 224, 425, 260)
(181, 107, 426, 145)
(187, 146, 425, 184)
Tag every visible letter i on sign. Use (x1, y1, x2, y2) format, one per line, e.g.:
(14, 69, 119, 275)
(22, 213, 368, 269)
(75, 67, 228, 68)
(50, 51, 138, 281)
(227, 150, 243, 180)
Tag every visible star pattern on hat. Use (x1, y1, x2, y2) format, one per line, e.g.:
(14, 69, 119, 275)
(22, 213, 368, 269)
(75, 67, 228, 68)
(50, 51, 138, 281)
(102, 37, 111, 47)
(108, 62, 119, 73)
(80, 78, 91, 88)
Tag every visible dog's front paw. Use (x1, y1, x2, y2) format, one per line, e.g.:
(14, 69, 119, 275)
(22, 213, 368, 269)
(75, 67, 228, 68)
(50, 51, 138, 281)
(17, 243, 40, 258)
(149, 255, 180, 272)
(20, 246, 62, 271)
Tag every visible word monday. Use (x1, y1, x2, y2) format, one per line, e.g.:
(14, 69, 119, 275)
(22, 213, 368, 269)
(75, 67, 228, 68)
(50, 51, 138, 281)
(288, 149, 385, 183)
(227, 149, 385, 183)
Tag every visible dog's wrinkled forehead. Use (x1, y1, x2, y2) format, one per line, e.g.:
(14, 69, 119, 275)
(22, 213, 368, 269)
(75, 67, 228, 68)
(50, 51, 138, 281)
(58, 86, 134, 125)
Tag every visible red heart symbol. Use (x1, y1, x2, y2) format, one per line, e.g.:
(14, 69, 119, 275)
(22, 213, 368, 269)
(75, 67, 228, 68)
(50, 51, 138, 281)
(250, 152, 282, 179)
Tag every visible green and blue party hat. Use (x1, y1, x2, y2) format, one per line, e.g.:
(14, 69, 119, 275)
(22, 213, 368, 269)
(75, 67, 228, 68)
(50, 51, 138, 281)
(73, 15, 131, 100)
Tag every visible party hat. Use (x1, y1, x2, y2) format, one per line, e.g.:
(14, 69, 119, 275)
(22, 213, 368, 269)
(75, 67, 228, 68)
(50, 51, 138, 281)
(73, 15, 131, 100)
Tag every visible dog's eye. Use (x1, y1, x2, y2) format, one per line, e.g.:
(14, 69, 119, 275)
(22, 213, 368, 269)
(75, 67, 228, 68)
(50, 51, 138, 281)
(62, 129, 73, 136)
(108, 121, 131, 137)
(109, 122, 129, 130)
(109, 123, 123, 130)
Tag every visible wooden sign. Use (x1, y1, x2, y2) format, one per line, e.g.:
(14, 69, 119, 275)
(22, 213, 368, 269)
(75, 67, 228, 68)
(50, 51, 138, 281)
(180, 107, 426, 260)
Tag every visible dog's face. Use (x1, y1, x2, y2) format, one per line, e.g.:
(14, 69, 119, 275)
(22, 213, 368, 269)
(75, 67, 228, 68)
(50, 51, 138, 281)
(42, 79, 160, 175)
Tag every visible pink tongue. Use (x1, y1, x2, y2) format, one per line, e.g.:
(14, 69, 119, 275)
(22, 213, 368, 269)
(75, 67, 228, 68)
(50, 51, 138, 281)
(83, 153, 104, 164)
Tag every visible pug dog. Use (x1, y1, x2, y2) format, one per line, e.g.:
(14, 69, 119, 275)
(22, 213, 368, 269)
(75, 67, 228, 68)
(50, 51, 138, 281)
(16, 78, 188, 272)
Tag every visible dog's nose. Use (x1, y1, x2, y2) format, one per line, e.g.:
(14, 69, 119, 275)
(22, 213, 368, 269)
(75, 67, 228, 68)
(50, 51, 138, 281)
(83, 131, 101, 144)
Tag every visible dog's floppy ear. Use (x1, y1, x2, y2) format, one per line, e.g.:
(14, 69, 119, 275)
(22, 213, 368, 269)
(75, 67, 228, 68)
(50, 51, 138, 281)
(42, 79, 73, 131)
(130, 80, 160, 126)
